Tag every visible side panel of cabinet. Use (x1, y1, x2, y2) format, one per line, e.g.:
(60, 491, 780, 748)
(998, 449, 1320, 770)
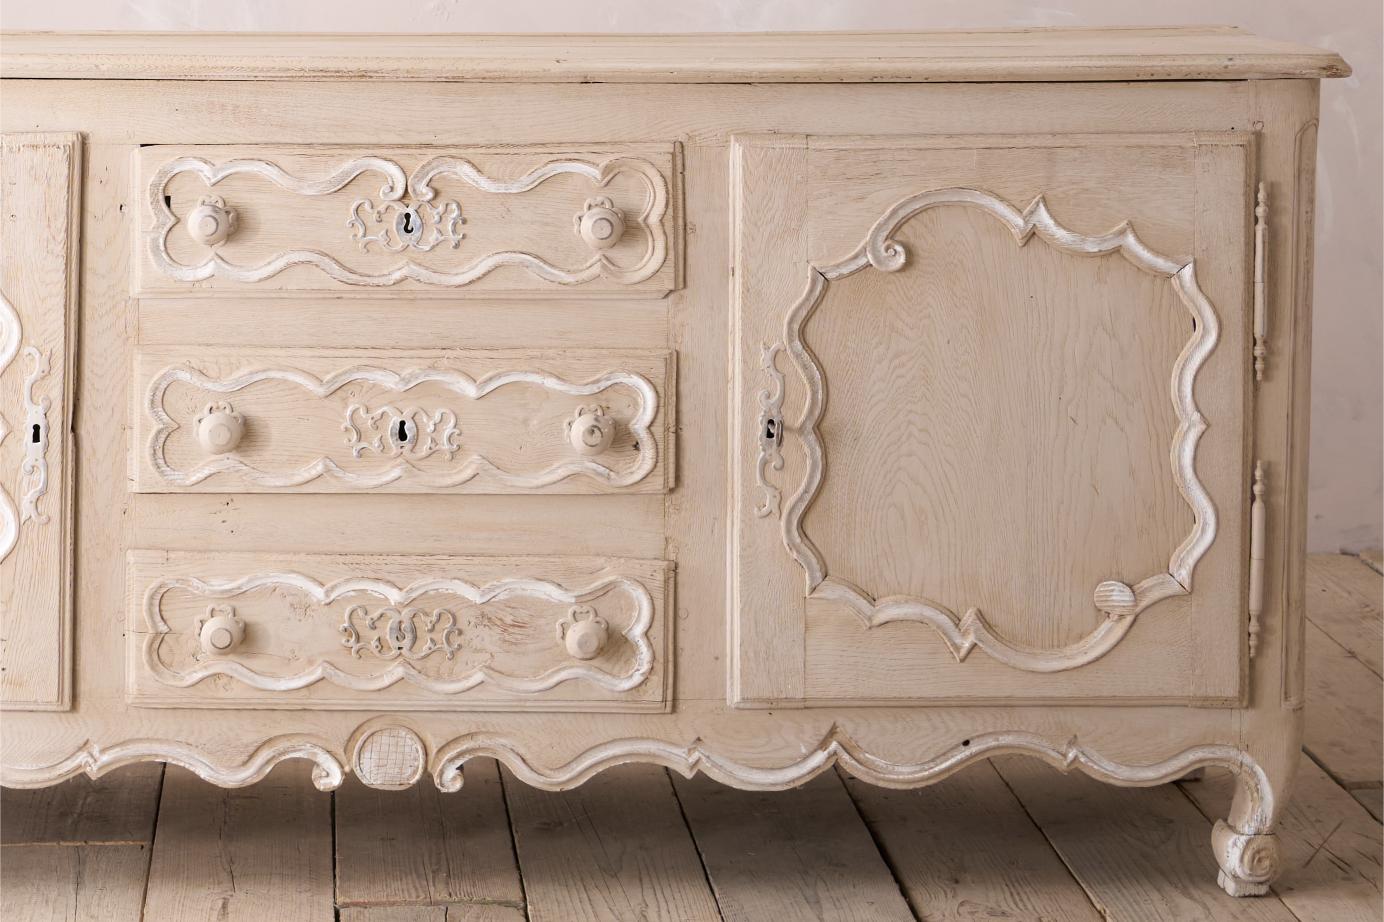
(0, 133, 81, 710)
(732, 131, 1253, 707)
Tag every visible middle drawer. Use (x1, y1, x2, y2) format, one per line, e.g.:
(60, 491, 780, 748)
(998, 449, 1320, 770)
(133, 347, 675, 494)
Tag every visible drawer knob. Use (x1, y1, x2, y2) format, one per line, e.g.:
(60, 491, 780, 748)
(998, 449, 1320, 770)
(186, 195, 238, 247)
(196, 402, 245, 454)
(575, 197, 626, 250)
(199, 605, 246, 655)
(568, 405, 615, 456)
(557, 605, 609, 660)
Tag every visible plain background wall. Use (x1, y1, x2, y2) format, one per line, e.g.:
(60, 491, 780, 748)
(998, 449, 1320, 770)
(4, 1, 1380, 552)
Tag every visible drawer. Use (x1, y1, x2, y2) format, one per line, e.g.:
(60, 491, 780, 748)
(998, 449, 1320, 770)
(135, 144, 680, 296)
(128, 550, 673, 711)
(133, 347, 674, 493)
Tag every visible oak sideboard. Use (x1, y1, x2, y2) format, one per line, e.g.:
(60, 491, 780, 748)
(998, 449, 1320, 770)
(0, 28, 1350, 895)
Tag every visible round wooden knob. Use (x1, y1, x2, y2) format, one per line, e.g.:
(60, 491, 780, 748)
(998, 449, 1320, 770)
(186, 195, 237, 247)
(568, 407, 615, 456)
(575, 197, 625, 250)
(196, 403, 245, 454)
(558, 606, 609, 661)
(200, 608, 245, 655)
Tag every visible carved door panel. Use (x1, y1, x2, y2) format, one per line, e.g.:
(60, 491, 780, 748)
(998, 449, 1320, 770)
(1, 133, 81, 709)
(731, 133, 1253, 707)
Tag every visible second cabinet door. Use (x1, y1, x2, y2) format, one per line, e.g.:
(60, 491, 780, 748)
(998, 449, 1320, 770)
(731, 132, 1254, 707)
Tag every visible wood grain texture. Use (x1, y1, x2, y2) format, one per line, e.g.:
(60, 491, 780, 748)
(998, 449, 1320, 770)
(0, 763, 162, 845)
(994, 757, 1300, 921)
(1181, 755, 1383, 922)
(843, 760, 1104, 921)
(1358, 549, 1383, 575)
(671, 770, 913, 922)
(1304, 553, 1382, 677)
(140, 763, 334, 922)
(0, 28, 1350, 82)
(0, 844, 151, 922)
(335, 758, 523, 908)
(0, 131, 80, 709)
(504, 764, 721, 922)
(1302, 620, 1384, 788)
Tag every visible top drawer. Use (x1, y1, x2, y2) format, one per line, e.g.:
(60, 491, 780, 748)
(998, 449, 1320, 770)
(135, 144, 680, 297)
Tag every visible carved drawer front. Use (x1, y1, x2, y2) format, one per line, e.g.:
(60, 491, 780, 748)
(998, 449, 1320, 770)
(135, 144, 678, 296)
(128, 550, 673, 711)
(133, 347, 674, 494)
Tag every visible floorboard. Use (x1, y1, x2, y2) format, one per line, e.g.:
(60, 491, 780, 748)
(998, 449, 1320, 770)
(1180, 753, 1383, 922)
(140, 762, 335, 922)
(994, 756, 1301, 921)
(0, 763, 163, 845)
(503, 763, 722, 922)
(335, 757, 523, 910)
(339, 905, 527, 922)
(1306, 553, 1383, 677)
(1303, 619, 1384, 790)
(0, 843, 151, 922)
(843, 759, 1104, 921)
(670, 769, 914, 922)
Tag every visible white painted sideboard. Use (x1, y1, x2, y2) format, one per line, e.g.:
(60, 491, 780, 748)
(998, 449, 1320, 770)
(0, 28, 1349, 896)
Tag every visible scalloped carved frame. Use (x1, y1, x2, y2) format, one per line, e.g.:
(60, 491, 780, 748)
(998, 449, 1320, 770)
(0, 725, 1281, 895)
(773, 187, 1219, 673)
(145, 154, 669, 287)
(140, 571, 656, 695)
(146, 363, 659, 490)
(0, 724, 1274, 836)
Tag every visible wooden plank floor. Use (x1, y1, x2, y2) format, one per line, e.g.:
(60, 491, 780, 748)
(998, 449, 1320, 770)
(4, 554, 1381, 921)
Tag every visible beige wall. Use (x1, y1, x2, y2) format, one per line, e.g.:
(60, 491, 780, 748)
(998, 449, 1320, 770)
(4, 1, 1380, 552)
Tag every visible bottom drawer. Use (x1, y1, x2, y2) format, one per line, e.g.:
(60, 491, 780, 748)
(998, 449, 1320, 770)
(127, 550, 672, 711)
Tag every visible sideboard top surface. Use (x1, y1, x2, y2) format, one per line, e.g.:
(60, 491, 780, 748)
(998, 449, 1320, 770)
(0, 26, 1350, 83)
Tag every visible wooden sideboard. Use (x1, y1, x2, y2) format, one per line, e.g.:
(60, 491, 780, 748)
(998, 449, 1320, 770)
(0, 28, 1349, 896)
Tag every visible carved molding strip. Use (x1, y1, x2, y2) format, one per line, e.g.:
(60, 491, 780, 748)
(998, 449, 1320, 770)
(754, 342, 785, 518)
(0, 736, 346, 791)
(140, 571, 655, 694)
(0, 292, 19, 563)
(146, 364, 658, 489)
(771, 187, 1219, 673)
(146, 154, 669, 287)
(0, 727, 1273, 839)
(19, 346, 51, 525)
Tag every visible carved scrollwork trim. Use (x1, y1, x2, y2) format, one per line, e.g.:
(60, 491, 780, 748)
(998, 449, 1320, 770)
(146, 154, 668, 287)
(147, 364, 658, 489)
(754, 341, 785, 519)
(0, 736, 346, 792)
(432, 727, 1272, 834)
(775, 188, 1219, 673)
(140, 571, 655, 694)
(1, 727, 1272, 836)
(19, 346, 52, 525)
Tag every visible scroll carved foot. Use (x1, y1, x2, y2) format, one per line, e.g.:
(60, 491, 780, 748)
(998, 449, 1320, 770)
(1212, 820, 1279, 897)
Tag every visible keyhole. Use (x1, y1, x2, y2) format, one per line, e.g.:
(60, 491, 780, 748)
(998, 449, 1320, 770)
(395, 419, 411, 444)
(764, 419, 778, 442)
(31, 423, 41, 444)
(401, 212, 414, 234)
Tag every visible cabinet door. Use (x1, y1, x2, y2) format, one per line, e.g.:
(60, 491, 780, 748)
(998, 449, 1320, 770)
(1, 133, 81, 709)
(731, 133, 1253, 707)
